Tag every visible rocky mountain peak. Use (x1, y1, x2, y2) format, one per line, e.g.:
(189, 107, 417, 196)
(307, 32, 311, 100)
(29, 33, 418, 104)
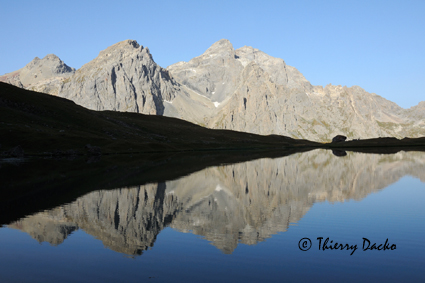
(100, 39, 142, 54)
(236, 45, 279, 65)
(205, 39, 235, 55)
(234, 45, 312, 91)
(0, 53, 75, 94)
(235, 45, 290, 86)
(406, 100, 425, 120)
(25, 54, 72, 70)
(167, 39, 312, 106)
(167, 39, 243, 103)
(87, 39, 151, 69)
(58, 40, 181, 115)
(413, 101, 425, 109)
(43, 54, 60, 60)
(31, 56, 41, 62)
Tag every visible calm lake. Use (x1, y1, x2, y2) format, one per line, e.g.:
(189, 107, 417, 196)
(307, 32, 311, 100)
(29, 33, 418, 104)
(1, 149, 424, 282)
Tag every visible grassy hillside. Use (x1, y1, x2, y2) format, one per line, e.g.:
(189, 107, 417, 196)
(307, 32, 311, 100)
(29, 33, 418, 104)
(0, 82, 318, 156)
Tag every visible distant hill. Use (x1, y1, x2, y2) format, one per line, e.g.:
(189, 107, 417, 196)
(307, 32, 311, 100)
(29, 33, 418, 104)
(1, 39, 424, 141)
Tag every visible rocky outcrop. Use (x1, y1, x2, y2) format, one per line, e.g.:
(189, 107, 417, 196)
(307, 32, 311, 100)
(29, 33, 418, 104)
(332, 135, 347, 143)
(8, 150, 425, 255)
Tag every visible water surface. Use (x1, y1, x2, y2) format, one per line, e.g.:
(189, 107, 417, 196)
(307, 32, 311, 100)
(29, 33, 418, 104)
(1, 149, 424, 282)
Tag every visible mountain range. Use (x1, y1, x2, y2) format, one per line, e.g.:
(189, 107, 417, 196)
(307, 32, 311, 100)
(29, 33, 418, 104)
(1, 39, 424, 141)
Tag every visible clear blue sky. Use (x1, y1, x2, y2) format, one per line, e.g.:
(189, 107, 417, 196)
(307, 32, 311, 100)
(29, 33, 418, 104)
(1, 0, 424, 108)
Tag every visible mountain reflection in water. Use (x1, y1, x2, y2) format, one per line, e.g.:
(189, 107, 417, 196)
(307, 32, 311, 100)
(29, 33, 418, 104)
(7, 149, 425, 256)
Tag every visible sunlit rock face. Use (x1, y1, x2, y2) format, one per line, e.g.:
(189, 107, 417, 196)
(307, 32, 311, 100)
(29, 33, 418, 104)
(168, 40, 425, 141)
(57, 40, 184, 115)
(8, 150, 425, 255)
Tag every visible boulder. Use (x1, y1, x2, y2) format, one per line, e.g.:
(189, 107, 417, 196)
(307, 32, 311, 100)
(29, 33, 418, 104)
(331, 135, 347, 143)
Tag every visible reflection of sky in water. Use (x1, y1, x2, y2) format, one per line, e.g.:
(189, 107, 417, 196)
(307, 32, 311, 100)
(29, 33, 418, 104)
(1, 152, 425, 282)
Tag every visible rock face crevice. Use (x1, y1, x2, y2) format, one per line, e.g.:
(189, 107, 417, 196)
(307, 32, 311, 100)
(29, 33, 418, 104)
(2, 39, 424, 141)
(8, 150, 425, 255)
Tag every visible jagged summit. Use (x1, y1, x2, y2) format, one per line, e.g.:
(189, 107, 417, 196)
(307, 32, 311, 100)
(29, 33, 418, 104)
(43, 54, 61, 60)
(58, 39, 180, 114)
(167, 39, 242, 103)
(204, 39, 235, 54)
(24, 53, 74, 74)
(78, 39, 148, 71)
(102, 39, 141, 49)
(115, 39, 140, 48)
(98, 40, 143, 56)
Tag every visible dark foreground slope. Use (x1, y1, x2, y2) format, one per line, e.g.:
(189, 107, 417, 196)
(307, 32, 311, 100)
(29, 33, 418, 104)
(0, 82, 319, 156)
